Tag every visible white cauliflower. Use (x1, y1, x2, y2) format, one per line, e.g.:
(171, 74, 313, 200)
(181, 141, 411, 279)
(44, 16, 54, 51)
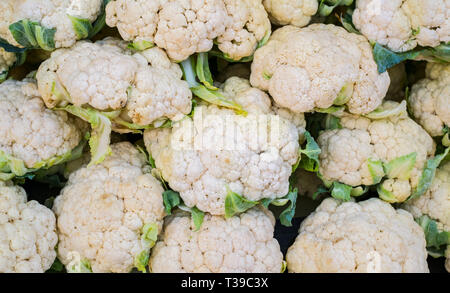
(250, 24, 390, 115)
(409, 63, 450, 137)
(0, 0, 104, 50)
(53, 142, 166, 273)
(263, 0, 318, 27)
(317, 101, 436, 203)
(0, 48, 17, 82)
(353, 0, 450, 53)
(149, 207, 283, 273)
(0, 181, 58, 273)
(36, 37, 192, 164)
(286, 198, 429, 273)
(105, 0, 271, 61)
(0, 79, 85, 179)
(403, 162, 450, 272)
(144, 77, 303, 215)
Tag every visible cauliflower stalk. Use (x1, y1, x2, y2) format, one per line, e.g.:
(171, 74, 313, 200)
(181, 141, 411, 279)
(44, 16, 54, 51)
(53, 142, 166, 273)
(0, 79, 86, 181)
(36, 38, 192, 165)
(315, 101, 446, 203)
(0, 0, 108, 51)
(286, 198, 429, 273)
(144, 77, 310, 223)
(409, 63, 450, 145)
(403, 162, 450, 272)
(105, 0, 271, 62)
(0, 181, 58, 273)
(250, 24, 390, 115)
(149, 207, 284, 273)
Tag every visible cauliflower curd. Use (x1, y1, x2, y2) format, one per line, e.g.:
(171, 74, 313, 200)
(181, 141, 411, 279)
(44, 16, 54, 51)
(0, 0, 104, 49)
(353, 0, 450, 53)
(53, 142, 166, 273)
(144, 77, 303, 215)
(250, 24, 390, 114)
(318, 101, 435, 203)
(286, 198, 429, 273)
(0, 79, 85, 179)
(149, 207, 283, 273)
(105, 0, 271, 61)
(0, 181, 58, 273)
(409, 63, 450, 137)
(0, 48, 17, 82)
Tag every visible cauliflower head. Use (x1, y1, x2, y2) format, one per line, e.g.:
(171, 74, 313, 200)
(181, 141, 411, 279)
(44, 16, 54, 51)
(250, 24, 390, 115)
(36, 37, 192, 164)
(105, 0, 271, 61)
(149, 207, 283, 273)
(0, 79, 85, 179)
(263, 0, 318, 27)
(0, 48, 17, 82)
(0, 0, 104, 50)
(409, 62, 450, 137)
(318, 101, 436, 203)
(0, 181, 58, 273)
(144, 77, 303, 215)
(286, 198, 429, 273)
(403, 162, 450, 272)
(53, 142, 166, 273)
(353, 0, 450, 53)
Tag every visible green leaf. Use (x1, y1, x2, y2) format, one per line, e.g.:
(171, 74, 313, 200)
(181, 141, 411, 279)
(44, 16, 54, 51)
(333, 83, 353, 106)
(324, 114, 342, 130)
(191, 207, 205, 231)
(367, 158, 385, 184)
(32, 22, 56, 51)
(383, 152, 417, 180)
(46, 258, 65, 273)
(162, 190, 181, 215)
(315, 106, 345, 114)
(127, 40, 154, 51)
(134, 249, 150, 273)
(319, 0, 354, 17)
(196, 53, 217, 90)
(0, 37, 27, 53)
(67, 257, 92, 273)
(88, 0, 110, 38)
(312, 185, 329, 200)
(351, 186, 369, 197)
(278, 188, 298, 227)
(408, 147, 450, 201)
(224, 187, 259, 218)
(377, 183, 397, 203)
(442, 127, 449, 147)
(363, 100, 407, 120)
(372, 43, 421, 73)
(0, 70, 7, 83)
(180, 56, 247, 115)
(68, 15, 93, 40)
(296, 131, 321, 172)
(58, 105, 116, 165)
(416, 215, 449, 256)
(338, 11, 360, 35)
(330, 182, 352, 201)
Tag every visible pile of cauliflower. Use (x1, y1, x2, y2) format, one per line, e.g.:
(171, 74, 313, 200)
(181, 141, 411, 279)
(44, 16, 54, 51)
(0, 0, 448, 274)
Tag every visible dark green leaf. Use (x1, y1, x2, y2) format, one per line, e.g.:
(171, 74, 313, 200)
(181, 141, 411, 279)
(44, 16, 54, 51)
(162, 190, 181, 215)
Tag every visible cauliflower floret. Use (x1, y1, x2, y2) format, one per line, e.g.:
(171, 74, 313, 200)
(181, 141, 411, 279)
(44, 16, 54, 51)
(53, 142, 166, 273)
(144, 77, 301, 215)
(149, 207, 283, 273)
(250, 24, 390, 115)
(318, 101, 436, 203)
(263, 0, 318, 27)
(105, 0, 271, 61)
(409, 63, 450, 137)
(0, 0, 103, 49)
(0, 79, 84, 169)
(353, 0, 450, 53)
(403, 162, 450, 272)
(0, 181, 58, 273)
(0, 48, 16, 81)
(36, 38, 192, 125)
(286, 198, 429, 273)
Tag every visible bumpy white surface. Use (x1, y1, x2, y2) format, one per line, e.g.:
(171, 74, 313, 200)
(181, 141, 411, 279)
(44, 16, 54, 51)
(286, 198, 429, 273)
(53, 142, 166, 273)
(150, 207, 283, 273)
(0, 181, 57, 273)
(250, 24, 390, 114)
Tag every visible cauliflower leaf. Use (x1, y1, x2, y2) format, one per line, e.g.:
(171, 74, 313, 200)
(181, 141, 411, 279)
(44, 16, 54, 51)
(416, 215, 450, 258)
